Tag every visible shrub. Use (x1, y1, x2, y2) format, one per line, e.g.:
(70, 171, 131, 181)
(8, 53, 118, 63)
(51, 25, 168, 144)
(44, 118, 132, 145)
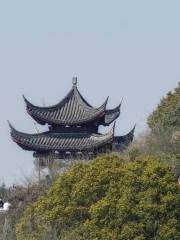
(16, 155, 180, 240)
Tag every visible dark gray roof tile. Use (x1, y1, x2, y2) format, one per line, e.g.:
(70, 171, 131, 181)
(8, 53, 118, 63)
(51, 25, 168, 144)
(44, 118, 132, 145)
(23, 81, 120, 126)
(9, 123, 114, 152)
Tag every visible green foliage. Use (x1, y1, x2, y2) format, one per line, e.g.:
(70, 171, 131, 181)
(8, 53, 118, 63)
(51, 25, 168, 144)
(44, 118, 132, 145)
(132, 82, 180, 171)
(131, 129, 180, 166)
(16, 155, 180, 240)
(148, 82, 180, 132)
(0, 183, 49, 240)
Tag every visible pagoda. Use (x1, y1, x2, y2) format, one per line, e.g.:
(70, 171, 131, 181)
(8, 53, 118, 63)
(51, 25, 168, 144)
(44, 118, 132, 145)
(9, 77, 135, 160)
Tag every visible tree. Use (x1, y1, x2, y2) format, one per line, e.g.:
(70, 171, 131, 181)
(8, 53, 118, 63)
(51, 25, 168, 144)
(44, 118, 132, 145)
(148, 82, 180, 132)
(144, 82, 180, 169)
(16, 155, 180, 240)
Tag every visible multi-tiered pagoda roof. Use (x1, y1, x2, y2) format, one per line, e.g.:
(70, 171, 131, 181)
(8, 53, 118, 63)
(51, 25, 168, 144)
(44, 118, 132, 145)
(9, 78, 135, 158)
(23, 79, 120, 126)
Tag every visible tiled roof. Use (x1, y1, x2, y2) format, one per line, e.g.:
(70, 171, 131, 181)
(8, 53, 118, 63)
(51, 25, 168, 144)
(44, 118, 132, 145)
(9, 123, 114, 152)
(23, 80, 120, 126)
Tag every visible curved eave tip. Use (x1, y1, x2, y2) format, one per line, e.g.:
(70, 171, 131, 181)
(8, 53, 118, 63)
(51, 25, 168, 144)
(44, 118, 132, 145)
(7, 120, 12, 128)
(99, 96, 109, 110)
(22, 95, 35, 108)
(115, 98, 123, 111)
(22, 94, 27, 101)
(130, 124, 136, 135)
(22, 94, 30, 105)
(7, 121, 15, 132)
(111, 98, 123, 112)
(112, 121, 116, 134)
(132, 124, 136, 131)
(119, 98, 123, 108)
(106, 96, 109, 103)
(104, 96, 109, 107)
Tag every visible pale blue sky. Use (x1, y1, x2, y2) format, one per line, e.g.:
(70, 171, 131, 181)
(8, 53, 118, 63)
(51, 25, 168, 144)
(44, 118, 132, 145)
(0, 0, 179, 185)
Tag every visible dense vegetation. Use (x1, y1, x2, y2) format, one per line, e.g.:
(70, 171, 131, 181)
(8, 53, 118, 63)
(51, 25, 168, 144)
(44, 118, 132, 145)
(0, 183, 49, 240)
(0, 82, 179, 239)
(148, 82, 180, 132)
(16, 155, 180, 240)
(131, 82, 180, 169)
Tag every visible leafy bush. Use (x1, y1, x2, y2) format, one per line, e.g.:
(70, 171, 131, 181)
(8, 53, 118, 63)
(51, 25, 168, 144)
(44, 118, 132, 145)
(16, 155, 180, 240)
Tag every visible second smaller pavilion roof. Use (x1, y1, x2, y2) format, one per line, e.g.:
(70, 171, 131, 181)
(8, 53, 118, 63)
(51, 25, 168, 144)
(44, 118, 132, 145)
(114, 125, 136, 146)
(105, 104, 121, 125)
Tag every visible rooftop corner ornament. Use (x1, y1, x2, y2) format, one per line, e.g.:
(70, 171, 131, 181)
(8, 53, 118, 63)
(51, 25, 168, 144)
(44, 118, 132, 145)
(9, 77, 135, 160)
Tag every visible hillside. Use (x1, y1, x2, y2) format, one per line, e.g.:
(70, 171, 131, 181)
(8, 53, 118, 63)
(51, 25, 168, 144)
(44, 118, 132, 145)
(16, 155, 180, 240)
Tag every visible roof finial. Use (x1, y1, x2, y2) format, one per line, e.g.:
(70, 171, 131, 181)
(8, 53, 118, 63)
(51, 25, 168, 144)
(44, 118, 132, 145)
(72, 77, 77, 86)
